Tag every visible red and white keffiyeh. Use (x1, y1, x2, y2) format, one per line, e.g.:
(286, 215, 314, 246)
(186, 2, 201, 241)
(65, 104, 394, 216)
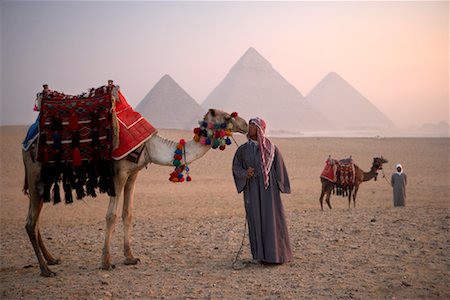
(250, 117, 275, 189)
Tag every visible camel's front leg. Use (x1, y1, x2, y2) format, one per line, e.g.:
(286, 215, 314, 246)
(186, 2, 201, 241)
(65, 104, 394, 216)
(352, 186, 359, 208)
(122, 173, 140, 265)
(101, 174, 127, 270)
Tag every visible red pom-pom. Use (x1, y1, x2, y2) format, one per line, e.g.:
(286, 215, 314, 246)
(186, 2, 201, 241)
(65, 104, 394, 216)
(174, 154, 182, 161)
(179, 139, 186, 145)
(186, 176, 192, 182)
(219, 145, 226, 151)
(193, 127, 201, 134)
(179, 177, 185, 182)
(231, 112, 238, 118)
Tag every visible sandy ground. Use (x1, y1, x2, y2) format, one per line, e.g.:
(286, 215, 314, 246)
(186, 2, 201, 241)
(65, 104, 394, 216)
(1, 126, 449, 299)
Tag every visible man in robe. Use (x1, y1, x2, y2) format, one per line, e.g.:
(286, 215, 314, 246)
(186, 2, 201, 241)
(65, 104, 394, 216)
(232, 117, 292, 264)
(391, 164, 407, 207)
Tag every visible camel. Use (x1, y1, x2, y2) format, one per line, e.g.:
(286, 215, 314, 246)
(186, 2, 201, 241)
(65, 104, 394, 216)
(319, 157, 388, 210)
(22, 108, 248, 277)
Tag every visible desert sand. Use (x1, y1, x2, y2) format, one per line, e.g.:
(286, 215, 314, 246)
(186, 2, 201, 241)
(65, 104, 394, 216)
(1, 126, 449, 299)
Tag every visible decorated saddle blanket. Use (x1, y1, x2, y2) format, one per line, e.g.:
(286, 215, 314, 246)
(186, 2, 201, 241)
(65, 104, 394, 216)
(36, 86, 115, 164)
(336, 158, 355, 188)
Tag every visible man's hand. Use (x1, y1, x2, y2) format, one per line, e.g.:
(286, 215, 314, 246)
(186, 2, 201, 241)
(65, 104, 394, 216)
(247, 167, 255, 178)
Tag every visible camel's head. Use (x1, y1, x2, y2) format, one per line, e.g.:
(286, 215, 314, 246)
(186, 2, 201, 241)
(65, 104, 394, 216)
(203, 109, 248, 134)
(372, 156, 388, 171)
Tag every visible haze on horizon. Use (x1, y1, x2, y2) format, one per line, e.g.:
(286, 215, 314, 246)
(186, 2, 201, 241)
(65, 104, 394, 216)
(1, 1, 448, 129)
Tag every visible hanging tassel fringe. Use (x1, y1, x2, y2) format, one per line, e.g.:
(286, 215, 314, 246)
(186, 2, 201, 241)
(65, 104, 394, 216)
(52, 182, 61, 204)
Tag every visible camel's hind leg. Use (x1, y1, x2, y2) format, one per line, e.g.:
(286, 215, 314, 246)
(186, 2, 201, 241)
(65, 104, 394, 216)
(122, 173, 140, 265)
(38, 229, 60, 265)
(25, 195, 56, 277)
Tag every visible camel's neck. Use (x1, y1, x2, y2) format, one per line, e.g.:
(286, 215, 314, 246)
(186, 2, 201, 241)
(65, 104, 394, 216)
(362, 166, 378, 182)
(144, 133, 210, 166)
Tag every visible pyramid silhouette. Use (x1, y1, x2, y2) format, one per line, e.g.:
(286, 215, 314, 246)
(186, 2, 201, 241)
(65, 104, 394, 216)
(202, 47, 333, 134)
(306, 72, 396, 132)
(135, 75, 205, 130)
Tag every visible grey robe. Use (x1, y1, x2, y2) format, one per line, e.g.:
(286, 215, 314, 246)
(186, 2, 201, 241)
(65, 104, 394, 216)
(232, 141, 292, 264)
(391, 173, 407, 207)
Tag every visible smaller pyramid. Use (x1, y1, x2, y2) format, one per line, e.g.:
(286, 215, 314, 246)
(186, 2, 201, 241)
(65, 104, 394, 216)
(307, 72, 396, 132)
(135, 75, 205, 130)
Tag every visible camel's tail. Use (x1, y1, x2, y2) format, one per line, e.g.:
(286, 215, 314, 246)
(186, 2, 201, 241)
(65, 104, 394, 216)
(23, 171, 29, 195)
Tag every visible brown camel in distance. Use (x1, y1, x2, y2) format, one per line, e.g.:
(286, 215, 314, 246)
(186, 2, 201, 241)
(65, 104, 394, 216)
(319, 157, 388, 210)
(22, 108, 248, 277)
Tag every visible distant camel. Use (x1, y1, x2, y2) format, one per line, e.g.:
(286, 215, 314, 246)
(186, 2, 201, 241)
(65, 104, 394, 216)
(319, 157, 388, 210)
(22, 109, 248, 277)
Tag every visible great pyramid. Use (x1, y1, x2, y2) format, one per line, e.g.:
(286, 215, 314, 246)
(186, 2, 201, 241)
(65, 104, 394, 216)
(306, 72, 396, 133)
(135, 75, 205, 130)
(202, 47, 333, 135)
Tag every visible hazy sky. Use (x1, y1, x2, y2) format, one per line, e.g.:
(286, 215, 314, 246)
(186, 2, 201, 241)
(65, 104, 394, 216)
(1, 1, 448, 128)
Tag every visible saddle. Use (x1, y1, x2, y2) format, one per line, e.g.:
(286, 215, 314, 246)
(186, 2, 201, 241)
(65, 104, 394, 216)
(36, 85, 117, 203)
(320, 157, 355, 196)
(32, 83, 157, 204)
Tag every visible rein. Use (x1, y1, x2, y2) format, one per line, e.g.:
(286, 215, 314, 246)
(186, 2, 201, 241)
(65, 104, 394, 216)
(380, 168, 392, 187)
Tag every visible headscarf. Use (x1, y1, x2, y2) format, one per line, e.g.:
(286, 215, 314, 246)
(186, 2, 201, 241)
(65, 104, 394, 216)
(396, 164, 403, 175)
(249, 117, 275, 189)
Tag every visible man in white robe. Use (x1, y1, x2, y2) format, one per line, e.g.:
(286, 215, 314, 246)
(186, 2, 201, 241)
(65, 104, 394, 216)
(391, 164, 407, 207)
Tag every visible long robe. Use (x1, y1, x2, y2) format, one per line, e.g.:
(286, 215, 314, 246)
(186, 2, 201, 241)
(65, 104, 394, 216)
(391, 173, 407, 207)
(232, 141, 292, 264)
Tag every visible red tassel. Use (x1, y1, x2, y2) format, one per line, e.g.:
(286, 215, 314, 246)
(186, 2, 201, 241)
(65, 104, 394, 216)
(73, 147, 82, 166)
(69, 113, 79, 131)
(43, 149, 49, 164)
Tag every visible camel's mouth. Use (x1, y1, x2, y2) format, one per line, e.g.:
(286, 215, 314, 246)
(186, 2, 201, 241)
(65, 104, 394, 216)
(237, 128, 248, 135)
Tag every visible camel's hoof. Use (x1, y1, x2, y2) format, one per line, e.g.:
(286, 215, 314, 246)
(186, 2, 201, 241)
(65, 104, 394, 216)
(101, 263, 115, 270)
(47, 258, 61, 265)
(40, 268, 56, 277)
(124, 257, 140, 265)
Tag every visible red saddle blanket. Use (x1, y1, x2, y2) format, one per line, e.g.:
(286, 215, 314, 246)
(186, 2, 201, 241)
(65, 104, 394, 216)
(112, 90, 157, 160)
(320, 158, 337, 182)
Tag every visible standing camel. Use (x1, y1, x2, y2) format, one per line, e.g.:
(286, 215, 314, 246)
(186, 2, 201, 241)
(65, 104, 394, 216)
(319, 157, 388, 210)
(22, 108, 248, 277)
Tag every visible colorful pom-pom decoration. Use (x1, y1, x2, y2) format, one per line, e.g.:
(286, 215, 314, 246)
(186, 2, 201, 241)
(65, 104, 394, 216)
(169, 139, 192, 183)
(192, 115, 240, 152)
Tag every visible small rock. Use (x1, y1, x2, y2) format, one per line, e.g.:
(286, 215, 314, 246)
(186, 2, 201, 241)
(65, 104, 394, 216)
(402, 281, 411, 287)
(370, 218, 376, 222)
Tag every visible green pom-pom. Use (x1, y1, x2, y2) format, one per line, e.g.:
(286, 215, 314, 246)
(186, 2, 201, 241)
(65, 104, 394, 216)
(173, 160, 181, 167)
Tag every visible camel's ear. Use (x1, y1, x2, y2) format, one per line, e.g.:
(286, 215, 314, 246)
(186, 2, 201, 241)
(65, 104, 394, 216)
(208, 109, 216, 117)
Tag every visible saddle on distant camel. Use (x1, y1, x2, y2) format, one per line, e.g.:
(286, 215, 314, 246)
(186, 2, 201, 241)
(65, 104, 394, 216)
(31, 82, 156, 203)
(320, 156, 355, 196)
